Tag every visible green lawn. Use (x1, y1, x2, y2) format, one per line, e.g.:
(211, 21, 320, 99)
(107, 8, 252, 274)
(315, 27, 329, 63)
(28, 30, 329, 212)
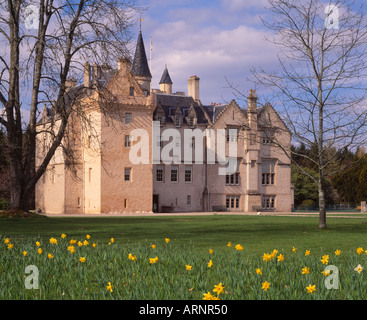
(1, 214, 367, 255)
(2, 214, 367, 299)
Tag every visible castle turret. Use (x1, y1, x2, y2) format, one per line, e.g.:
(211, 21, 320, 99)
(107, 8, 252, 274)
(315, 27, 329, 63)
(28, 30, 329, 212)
(159, 66, 173, 94)
(131, 30, 152, 94)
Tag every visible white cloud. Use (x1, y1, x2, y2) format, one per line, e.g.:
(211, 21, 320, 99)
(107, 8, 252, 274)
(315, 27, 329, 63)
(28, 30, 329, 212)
(148, 20, 278, 105)
(221, 0, 269, 11)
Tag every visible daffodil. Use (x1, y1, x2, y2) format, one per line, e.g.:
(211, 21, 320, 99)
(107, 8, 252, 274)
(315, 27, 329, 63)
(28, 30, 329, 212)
(203, 291, 215, 300)
(69, 239, 76, 245)
(7, 243, 13, 249)
(49, 237, 58, 244)
(186, 264, 192, 271)
(208, 260, 213, 268)
(277, 254, 284, 262)
(86, 235, 91, 239)
(4, 238, 10, 244)
(321, 254, 329, 265)
(61, 234, 67, 239)
(227, 242, 232, 247)
(262, 253, 272, 262)
(37, 248, 43, 255)
(261, 281, 270, 291)
(110, 237, 115, 243)
(292, 246, 297, 252)
(256, 268, 262, 275)
(22, 251, 27, 256)
(151, 244, 156, 249)
(321, 270, 330, 276)
(306, 284, 316, 294)
(209, 249, 213, 254)
(302, 267, 310, 275)
(149, 256, 159, 264)
(305, 250, 311, 256)
(357, 247, 364, 255)
(354, 264, 363, 274)
(36, 241, 41, 247)
(165, 238, 170, 243)
(235, 244, 244, 251)
(83, 240, 89, 246)
(335, 249, 341, 256)
(79, 257, 86, 263)
(106, 282, 113, 293)
(213, 283, 224, 295)
(48, 253, 54, 259)
(67, 245, 75, 254)
(92, 243, 96, 248)
(128, 253, 137, 261)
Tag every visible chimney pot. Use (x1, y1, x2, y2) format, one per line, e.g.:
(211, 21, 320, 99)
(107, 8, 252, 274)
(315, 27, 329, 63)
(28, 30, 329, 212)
(84, 62, 91, 87)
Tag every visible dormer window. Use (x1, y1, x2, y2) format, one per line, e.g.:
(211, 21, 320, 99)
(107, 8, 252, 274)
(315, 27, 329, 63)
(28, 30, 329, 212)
(189, 117, 195, 127)
(175, 115, 181, 127)
(157, 114, 163, 127)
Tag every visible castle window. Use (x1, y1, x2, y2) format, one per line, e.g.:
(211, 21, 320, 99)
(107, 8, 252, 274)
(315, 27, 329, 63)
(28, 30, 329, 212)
(125, 113, 131, 124)
(190, 137, 195, 149)
(262, 129, 275, 144)
(185, 166, 192, 183)
(226, 172, 240, 185)
(171, 165, 178, 182)
(157, 114, 163, 126)
(226, 195, 240, 209)
(124, 135, 131, 148)
(124, 168, 131, 181)
(262, 196, 275, 210)
(262, 160, 275, 185)
(189, 117, 195, 127)
(226, 128, 238, 142)
(129, 87, 134, 96)
(156, 165, 163, 182)
(88, 168, 92, 183)
(175, 115, 181, 127)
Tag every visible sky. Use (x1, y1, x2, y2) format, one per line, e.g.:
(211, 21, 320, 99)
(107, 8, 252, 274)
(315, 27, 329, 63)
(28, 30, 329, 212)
(132, 0, 277, 107)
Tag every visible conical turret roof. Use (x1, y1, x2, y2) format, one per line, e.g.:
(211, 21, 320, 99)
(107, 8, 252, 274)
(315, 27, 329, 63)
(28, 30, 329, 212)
(131, 31, 152, 78)
(159, 66, 173, 84)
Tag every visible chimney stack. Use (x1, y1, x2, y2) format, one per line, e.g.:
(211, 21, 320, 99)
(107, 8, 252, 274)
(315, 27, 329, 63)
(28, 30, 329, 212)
(248, 89, 258, 130)
(84, 62, 91, 87)
(248, 89, 258, 112)
(188, 75, 200, 101)
(92, 63, 100, 86)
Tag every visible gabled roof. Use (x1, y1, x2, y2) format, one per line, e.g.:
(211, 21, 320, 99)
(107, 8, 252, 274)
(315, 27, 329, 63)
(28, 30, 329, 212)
(131, 31, 152, 78)
(159, 66, 173, 84)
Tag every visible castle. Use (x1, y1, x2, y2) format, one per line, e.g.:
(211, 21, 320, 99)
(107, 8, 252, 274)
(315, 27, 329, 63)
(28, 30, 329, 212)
(35, 30, 294, 214)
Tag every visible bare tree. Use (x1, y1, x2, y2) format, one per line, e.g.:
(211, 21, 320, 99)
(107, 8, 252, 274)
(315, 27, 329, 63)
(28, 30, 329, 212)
(251, 0, 367, 228)
(0, 0, 139, 212)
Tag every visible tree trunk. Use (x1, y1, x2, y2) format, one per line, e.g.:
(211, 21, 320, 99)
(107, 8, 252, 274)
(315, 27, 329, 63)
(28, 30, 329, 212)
(318, 176, 326, 229)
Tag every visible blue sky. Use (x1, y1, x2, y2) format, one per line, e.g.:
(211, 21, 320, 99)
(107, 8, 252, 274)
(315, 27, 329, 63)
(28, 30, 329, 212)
(132, 0, 275, 106)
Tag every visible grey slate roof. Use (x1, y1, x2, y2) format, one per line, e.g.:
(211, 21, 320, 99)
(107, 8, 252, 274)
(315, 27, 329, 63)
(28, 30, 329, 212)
(155, 94, 209, 125)
(131, 31, 152, 78)
(159, 67, 173, 84)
